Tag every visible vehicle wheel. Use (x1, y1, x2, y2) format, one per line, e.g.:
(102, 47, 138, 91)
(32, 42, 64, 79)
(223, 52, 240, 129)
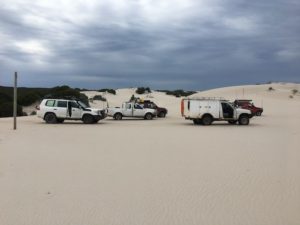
(228, 120, 237, 125)
(201, 115, 213, 125)
(82, 114, 95, 124)
(145, 113, 153, 120)
(193, 119, 202, 125)
(44, 113, 57, 124)
(256, 111, 262, 116)
(114, 113, 123, 120)
(57, 119, 64, 123)
(158, 112, 166, 118)
(238, 115, 249, 125)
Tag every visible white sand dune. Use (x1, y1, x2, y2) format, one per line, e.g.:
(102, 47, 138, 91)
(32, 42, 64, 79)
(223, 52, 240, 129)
(0, 83, 299, 225)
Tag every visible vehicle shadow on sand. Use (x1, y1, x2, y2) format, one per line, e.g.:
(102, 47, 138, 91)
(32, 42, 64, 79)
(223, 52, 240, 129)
(180, 122, 262, 127)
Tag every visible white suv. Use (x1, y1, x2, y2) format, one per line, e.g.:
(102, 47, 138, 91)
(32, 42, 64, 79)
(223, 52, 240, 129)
(37, 99, 107, 124)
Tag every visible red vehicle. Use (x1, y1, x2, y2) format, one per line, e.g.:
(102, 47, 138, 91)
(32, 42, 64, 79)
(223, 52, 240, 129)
(137, 100, 168, 118)
(233, 100, 263, 116)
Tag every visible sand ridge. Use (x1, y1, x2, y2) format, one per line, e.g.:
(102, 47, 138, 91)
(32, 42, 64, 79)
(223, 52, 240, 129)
(0, 83, 299, 225)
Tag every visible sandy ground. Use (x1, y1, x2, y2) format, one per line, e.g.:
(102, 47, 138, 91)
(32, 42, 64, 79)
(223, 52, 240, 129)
(0, 83, 300, 225)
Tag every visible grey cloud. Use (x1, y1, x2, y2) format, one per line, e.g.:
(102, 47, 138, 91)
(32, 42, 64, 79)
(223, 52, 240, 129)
(0, 0, 299, 90)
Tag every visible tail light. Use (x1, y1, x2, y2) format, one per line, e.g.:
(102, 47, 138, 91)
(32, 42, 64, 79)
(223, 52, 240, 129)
(36, 105, 40, 110)
(181, 99, 184, 116)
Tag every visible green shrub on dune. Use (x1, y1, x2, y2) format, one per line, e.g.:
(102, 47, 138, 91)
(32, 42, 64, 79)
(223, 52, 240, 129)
(98, 89, 116, 95)
(0, 102, 23, 117)
(157, 89, 196, 97)
(136, 87, 151, 94)
(19, 92, 41, 106)
(0, 85, 90, 117)
(93, 95, 107, 101)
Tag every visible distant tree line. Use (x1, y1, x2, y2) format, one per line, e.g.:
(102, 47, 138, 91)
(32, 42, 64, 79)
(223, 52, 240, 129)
(157, 89, 196, 97)
(136, 87, 151, 94)
(0, 85, 89, 117)
(0, 92, 23, 117)
(92, 95, 107, 101)
(98, 89, 116, 95)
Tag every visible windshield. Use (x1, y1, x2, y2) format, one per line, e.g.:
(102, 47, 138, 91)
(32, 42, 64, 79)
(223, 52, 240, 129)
(134, 104, 143, 109)
(77, 101, 88, 108)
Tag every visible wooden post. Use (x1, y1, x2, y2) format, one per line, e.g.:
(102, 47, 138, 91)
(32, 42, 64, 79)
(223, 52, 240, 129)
(13, 72, 17, 130)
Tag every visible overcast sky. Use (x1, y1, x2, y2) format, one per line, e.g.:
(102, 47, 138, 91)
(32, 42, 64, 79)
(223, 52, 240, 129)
(0, 0, 299, 90)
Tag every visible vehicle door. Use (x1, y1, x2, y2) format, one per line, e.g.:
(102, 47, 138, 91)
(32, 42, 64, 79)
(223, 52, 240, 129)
(221, 102, 234, 119)
(55, 100, 68, 118)
(133, 103, 145, 117)
(123, 103, 133, 117)
(68, 101, 82, 119)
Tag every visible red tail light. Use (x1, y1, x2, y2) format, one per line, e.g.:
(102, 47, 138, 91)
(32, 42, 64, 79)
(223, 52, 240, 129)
(181, 99, 184, 116)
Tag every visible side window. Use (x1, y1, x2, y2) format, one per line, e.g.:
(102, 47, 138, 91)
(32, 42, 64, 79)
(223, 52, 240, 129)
(222, 103, 233, 110)
(57, 101, 67, 108)
(134, 104, 143, 109)
(45, 100, 55, 107)
(126, 104, 132, 109)
(70, 101, 79, 108)
(187, 101, 190, 110)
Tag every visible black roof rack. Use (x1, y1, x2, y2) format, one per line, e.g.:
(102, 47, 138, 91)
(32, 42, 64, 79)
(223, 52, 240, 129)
(42, 96, 81, 101)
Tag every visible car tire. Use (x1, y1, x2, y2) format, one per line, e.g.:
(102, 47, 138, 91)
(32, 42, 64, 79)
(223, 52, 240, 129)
(158, 112, 166, 118)
(145, 113, 153, 120)
(228, 120, 237, 125)
(201, 115, 213, 125)
(82, 114, 95, 124)
(256, 111, 262, 116)
(114, 113, 123, 120)
(238, 115, 249, 125)
(44, 113, 57, 124)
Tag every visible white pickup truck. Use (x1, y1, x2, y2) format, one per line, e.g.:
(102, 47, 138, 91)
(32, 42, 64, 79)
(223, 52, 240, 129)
(108, 102, 157, 120)
(181, 98, 253, 125)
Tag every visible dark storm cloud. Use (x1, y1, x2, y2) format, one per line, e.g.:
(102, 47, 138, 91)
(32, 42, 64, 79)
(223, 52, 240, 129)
(0, 0, 299, 89)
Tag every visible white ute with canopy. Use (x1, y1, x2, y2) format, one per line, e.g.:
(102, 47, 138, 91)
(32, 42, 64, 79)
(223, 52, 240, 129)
(181, 97, 253, 125)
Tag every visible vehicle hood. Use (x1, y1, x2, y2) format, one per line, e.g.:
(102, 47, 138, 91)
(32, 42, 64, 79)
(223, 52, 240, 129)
(85, 108, 107, 115)
(86, 107, 105, 111)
